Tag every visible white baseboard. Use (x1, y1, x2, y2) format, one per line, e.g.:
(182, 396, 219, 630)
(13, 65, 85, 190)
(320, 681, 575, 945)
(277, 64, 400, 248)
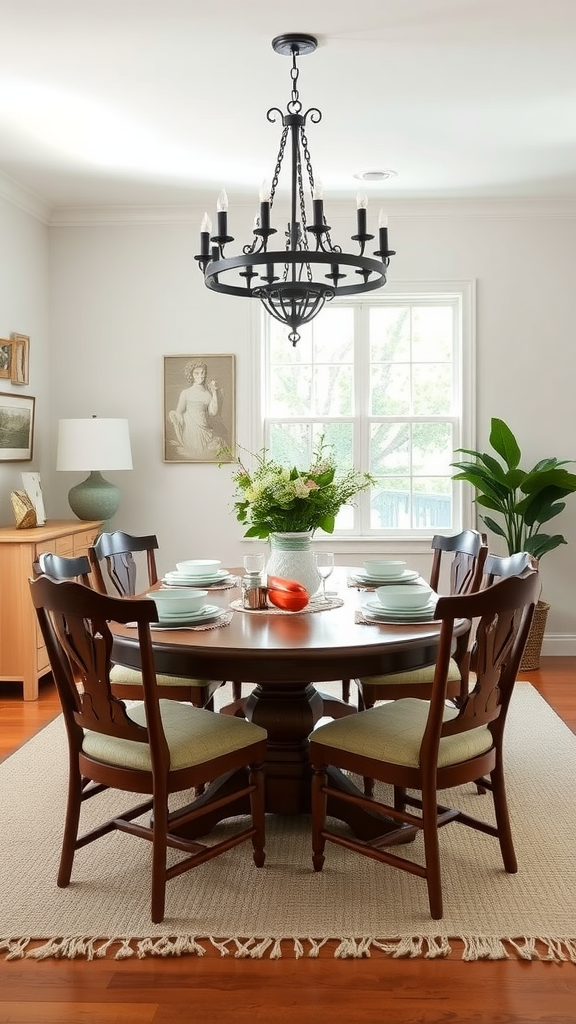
(541, 635, 576, 657)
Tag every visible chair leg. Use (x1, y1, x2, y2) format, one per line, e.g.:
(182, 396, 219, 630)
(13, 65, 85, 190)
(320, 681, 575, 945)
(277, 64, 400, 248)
(151, 794, 169, 924)
(421, 781, 443, 920)
(311, 766, 328, 871)
(341, 679, 351, 703)
(232, 681, 242, 701)
(57, 766, 83, 887)
(249, 764, 266, 868)
(490, 761, 517, 873)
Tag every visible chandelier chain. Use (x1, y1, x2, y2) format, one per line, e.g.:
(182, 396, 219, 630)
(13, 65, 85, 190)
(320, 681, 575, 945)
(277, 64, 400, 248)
(269, 126, 288, 207)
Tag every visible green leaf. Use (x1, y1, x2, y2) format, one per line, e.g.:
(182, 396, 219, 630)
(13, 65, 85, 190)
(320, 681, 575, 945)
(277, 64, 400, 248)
(524, 534, 566, 558)
(480, 515, 508, 540)
(489, 418, 521, 470)
(316, 514, 335, 534)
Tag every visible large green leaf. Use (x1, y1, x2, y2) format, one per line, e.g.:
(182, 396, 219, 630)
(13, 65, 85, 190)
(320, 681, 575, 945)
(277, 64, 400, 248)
(451, 467, 510, 503)
(480, 515, 508, 541)
(489, 418, 521, 470)
(521, 467, 576, 496)
(524, 534, 567, 558)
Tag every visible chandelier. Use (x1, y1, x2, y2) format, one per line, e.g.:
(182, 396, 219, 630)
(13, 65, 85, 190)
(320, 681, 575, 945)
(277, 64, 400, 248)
(195, 33, 395, 347)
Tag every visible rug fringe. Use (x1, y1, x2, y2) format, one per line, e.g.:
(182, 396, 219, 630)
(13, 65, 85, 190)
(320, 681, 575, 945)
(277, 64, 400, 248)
(2, 934, 576, 962)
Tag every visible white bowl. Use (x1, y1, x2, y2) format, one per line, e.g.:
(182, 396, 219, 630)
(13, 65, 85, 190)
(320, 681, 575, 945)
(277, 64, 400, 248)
(375, 583, 433, 610)
(363, 559, 407, 578)
(147, 588, 208, 615)
(175, 559, 221, 577)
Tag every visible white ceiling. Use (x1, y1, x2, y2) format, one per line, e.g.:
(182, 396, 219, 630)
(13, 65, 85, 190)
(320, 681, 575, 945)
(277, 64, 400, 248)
(1, 0, 576, 210)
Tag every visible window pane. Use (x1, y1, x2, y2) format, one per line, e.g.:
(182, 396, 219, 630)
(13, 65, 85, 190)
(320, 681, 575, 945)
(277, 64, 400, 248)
(369, 423, 410, 475)
(412, 422, 453, 475)
(370, 364, 410, 415)
(269, 364, 313, 416)
(413, 478, 452, 528)
(412, 364, 452, 415)
(314, 365, 353, 416)
(370, 307, 410, 360)
(370, 479, 411, 528)
(412, 307, 453, 362)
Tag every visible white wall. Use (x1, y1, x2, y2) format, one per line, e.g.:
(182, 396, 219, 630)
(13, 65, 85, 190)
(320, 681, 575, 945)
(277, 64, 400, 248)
(3, 194, 575, 652)
(0, 188, 50, 524)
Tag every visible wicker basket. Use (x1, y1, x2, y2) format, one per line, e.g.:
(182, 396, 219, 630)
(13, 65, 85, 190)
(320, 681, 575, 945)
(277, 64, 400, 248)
(519, 599, 550, 671)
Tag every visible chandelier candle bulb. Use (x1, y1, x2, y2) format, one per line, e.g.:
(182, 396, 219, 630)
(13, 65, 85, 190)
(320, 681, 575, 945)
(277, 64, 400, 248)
(356, 192, 368, 236)
(312, 181, 324, 229)
(259, 180, 271, 231)
(378, 208, 389, 254)
(200, 212, 212, 256)
(216, 189, 228, 237)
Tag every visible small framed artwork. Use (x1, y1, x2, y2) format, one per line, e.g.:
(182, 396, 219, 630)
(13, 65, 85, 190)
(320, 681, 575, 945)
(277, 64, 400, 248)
(163, 354, 236, 463)
(0, 339, 13, 380)
(11, 333, 30, 386)
(21, 471, 46, 524)
(0, 392, 35, 461)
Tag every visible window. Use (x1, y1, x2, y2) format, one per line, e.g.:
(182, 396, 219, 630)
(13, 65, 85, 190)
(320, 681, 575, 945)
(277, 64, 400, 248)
(259, 281, 475, 540)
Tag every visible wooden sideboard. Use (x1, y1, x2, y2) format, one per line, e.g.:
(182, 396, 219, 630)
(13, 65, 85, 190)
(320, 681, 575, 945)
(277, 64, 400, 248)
(0, 519, 103, 700)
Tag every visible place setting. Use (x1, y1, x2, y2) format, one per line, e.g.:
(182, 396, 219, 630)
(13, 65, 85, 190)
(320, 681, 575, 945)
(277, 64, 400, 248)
(145, 587, 231, 631)
(359, 581, 438, 625)
(161, 558, 237, 590)
(348, 558, 423, 590)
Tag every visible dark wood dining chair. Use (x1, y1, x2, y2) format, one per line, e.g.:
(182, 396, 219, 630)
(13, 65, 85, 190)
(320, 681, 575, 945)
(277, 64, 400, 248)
(33, 551, 93, 585)
(310, 567, 540, 920)
(88, 531, 223, 708)
(29, 575, 267, 924)
(355, 529, 488, 712)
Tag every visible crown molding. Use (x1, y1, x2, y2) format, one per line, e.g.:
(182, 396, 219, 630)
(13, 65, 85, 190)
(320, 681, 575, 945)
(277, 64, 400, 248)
(48, 196, 576, 227)
(0, 172, 52, 223)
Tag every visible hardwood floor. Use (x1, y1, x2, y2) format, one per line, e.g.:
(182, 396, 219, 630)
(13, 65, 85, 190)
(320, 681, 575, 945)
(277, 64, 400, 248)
(1, 658, 575, 1024)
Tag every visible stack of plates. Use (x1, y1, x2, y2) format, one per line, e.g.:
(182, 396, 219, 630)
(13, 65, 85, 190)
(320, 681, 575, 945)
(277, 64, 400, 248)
(161, 568, 232, 588)
(362, 596, 438, 624)
(351, 568, 421, 586)
(151, 603, 225, 628)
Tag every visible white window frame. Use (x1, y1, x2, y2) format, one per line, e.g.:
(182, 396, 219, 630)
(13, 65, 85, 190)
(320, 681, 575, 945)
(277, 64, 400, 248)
(249, 279, 476, 555)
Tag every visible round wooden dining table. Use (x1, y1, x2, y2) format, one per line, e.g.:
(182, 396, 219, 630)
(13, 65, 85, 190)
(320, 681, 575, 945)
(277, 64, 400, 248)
(112, 568, 468, 841)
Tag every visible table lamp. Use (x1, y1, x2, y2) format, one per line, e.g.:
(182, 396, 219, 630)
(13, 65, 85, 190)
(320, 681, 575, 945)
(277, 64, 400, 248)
(57, 416, 133, 525)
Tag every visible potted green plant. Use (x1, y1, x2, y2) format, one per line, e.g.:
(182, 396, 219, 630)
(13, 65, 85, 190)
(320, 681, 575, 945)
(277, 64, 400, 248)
(451, 416, 576, 667)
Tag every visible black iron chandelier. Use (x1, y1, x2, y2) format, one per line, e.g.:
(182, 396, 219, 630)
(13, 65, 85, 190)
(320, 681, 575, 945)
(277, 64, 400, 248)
(195, 33, 395, 347)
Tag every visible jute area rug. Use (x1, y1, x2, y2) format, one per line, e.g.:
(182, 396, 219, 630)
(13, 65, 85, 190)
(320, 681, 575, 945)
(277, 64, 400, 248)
(1, 682, 575, 963)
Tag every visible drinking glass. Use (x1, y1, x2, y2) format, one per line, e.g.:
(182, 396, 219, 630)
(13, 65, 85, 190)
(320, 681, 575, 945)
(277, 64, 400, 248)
(314, 551, 334, 603)
(243, 553, 265, 576)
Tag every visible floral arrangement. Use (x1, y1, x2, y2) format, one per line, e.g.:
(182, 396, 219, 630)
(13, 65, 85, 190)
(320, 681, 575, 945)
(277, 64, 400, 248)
(222, 437, 374, 539)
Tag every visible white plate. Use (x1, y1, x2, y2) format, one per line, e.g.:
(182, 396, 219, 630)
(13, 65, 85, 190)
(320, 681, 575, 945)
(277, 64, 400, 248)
(363, 599, 438, 623)
(352, 568, 421, 585)
(153, 603, 222, 624)
(162, 570, 231, 586)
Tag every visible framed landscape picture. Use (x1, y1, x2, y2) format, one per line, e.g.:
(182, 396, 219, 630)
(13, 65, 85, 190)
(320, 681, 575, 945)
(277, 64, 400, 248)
(10, 333, 30, 385)
(0, 392, 35, 461)
(163, 354, 235, 463)
(0, 339, 13, 380)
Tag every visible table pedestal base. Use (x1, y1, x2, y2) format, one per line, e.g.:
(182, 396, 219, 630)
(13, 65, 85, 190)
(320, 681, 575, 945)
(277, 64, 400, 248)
(169, 679, 410, 843)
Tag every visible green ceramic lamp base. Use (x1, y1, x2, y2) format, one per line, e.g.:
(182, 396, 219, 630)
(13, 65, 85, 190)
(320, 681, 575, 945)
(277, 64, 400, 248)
(68, 471, 121, 530)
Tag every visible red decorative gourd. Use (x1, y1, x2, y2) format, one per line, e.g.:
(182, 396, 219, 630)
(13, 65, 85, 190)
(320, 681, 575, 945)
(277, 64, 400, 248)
(267, 576, 309, 612)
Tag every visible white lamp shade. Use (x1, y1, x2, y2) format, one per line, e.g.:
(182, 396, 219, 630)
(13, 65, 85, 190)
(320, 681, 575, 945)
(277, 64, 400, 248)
(57, 418, 133, 472)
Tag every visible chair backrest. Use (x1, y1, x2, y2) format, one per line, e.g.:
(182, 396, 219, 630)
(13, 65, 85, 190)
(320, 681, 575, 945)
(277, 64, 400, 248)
(421, 568, 540, 771)
(429, 530, 488, 596)
(34, 551, 93, 586)
(89, 530, 159, 596)
(483, 551, 537, 586)
(29, 575, 165, 759)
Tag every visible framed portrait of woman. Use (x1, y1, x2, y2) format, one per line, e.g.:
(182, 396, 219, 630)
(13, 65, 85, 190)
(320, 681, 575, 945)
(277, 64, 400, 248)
(163, 354, 235, 463)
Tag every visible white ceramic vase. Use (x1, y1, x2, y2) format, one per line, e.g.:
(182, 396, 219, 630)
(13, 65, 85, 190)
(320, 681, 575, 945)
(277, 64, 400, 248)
(265, 532, 320, 598)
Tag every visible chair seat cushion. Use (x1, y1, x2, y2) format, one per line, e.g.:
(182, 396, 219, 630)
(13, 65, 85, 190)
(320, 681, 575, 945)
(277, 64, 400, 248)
(358, 657, 461, 689)
(311, 697, 493, 769)
(110, 664, 214, 690)
(82, 699, 267, 772)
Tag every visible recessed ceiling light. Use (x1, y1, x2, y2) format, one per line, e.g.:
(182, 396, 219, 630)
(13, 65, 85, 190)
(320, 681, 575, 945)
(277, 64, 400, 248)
(354, 170, 398, 182)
